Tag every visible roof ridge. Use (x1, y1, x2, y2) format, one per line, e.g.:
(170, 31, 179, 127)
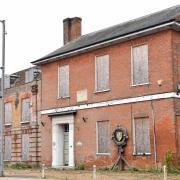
(32, 4, 180, 64)
(81, 4, 180, 38)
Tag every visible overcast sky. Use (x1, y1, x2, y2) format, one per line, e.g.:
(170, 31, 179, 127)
(0, 0, 179, 74)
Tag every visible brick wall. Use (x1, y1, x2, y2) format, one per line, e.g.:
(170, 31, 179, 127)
(1, 68, 41, 165)
(40, 29, 179, 168)
(41, 30, 174, 110)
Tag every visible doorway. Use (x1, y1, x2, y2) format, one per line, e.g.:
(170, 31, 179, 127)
(63, 124, 69, 166)
(52, 115, 74, 168)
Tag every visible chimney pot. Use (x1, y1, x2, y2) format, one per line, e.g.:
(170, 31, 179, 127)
(63, 17, 82, 45)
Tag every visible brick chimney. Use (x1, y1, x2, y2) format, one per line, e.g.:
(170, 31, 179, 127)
(63, 17, 82, 45)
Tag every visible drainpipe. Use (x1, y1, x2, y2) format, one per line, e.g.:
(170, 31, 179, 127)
(35, 79, 38, 165)
(150, 99, 157, 167)
(32, 71, 39, 166)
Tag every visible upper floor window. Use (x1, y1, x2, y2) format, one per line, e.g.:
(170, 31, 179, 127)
(4, 75, 10, 89)
(132, 44, 148, 85)
(5, 102, 12, 125)
(58, 65, 69, 98)
(21, 98, 31, 122)
(95, 55, 109, 92)
(25, 68, 35, 83)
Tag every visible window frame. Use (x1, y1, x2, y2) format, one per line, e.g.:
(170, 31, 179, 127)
(132, 117, 151, 156)
(4, 136, 12, 161)
(21, 98, 31, 124)
(95, 55, 110, 93)
(96, 120, 111, 156)
(58, 65, 70, 99)
(131, 44, 149, 86)
(25, 68, 35, 83)
(5, 102, 12, 126)
(21, 133, 30, 161)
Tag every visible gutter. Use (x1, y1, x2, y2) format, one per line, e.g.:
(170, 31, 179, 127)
(33, 21, 180, 65)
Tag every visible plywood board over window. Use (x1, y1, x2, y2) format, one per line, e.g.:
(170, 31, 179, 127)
(22, 134, 29, 161)
(4, 75, 10, 89)
(95, 55, 109, 92)
(58, 65, 69, 98)
(25, 68, 35, 83)
(4, 136, 12, 161)
(21, 98, 31, 122)
(5, 102, 12, 125)
(133, 117, 150, 155)
(132, 44, 148, 85)
(97, 120, 109, 154)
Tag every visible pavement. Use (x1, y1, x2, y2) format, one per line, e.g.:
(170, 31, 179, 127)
(0, 178, 53, 180)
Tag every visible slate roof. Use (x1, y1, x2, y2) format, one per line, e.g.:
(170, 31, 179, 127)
(32, 5, 180, 64)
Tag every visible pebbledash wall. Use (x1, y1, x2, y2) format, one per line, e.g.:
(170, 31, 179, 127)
(0, 67, 41, 165)
(32, 7, 180, 169)
(38, 30, 180, 168)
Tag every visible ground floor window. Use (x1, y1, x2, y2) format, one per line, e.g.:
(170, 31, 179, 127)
(4, 136, 12, 161)
(133, 117, 150, 155)
(96, 120, 109, 154)
(22, 134, 29, 161)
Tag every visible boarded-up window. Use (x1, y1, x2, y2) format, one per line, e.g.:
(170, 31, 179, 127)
(59, 65, 69, 98)
(25, 68, 35, 83)
(97, 121, 109, 153)
(4, 75, 10, 89)
(4, 136, 11, 161)
(22, 134, 29, 161)
(132, 44, 148, 85)
(95, 55, 109, 91)
(22, 98, 31, 122)
(5, 102, 12, 124)
(134, 117, 150, 154)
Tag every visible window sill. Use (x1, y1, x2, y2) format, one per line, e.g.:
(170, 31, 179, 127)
(96, 153, 111, 156)
(21, 121, 30, 124)
(133, 153, 151, 156)
(94, 89, 110, 94)
(4, 123, 11, 126)
(131, 82, 149, 87)
(57, 96, 70, 100)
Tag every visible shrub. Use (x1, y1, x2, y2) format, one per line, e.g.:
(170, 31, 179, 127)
(11, 163, 32, 169)
(165, 150, 173, 172)
(76, 164, 85, 170)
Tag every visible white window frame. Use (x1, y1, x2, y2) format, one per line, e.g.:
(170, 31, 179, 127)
(58, 65, 70, 99)
(96, 121, 111, 156)
(132, 117, 151, 155)
(131, 44, 149, 86)
(95, 55, 110, 93)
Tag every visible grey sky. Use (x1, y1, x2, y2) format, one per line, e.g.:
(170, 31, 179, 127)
(0, 0, 179, 74)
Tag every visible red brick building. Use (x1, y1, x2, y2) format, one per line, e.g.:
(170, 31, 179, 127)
(1, 67, 41, 165)
(32, 5, 180, 169)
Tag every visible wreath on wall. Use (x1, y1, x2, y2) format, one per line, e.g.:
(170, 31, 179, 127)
(112, 125, 128, 147)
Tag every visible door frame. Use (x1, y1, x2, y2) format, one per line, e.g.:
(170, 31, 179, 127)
(52, 114, 74, 168)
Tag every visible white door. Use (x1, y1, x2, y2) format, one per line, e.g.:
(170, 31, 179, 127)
(52, 115, 74, 168)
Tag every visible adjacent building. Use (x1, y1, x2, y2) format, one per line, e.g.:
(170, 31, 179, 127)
(1, 67, 41, 165)
(32, 6, 180, 168)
